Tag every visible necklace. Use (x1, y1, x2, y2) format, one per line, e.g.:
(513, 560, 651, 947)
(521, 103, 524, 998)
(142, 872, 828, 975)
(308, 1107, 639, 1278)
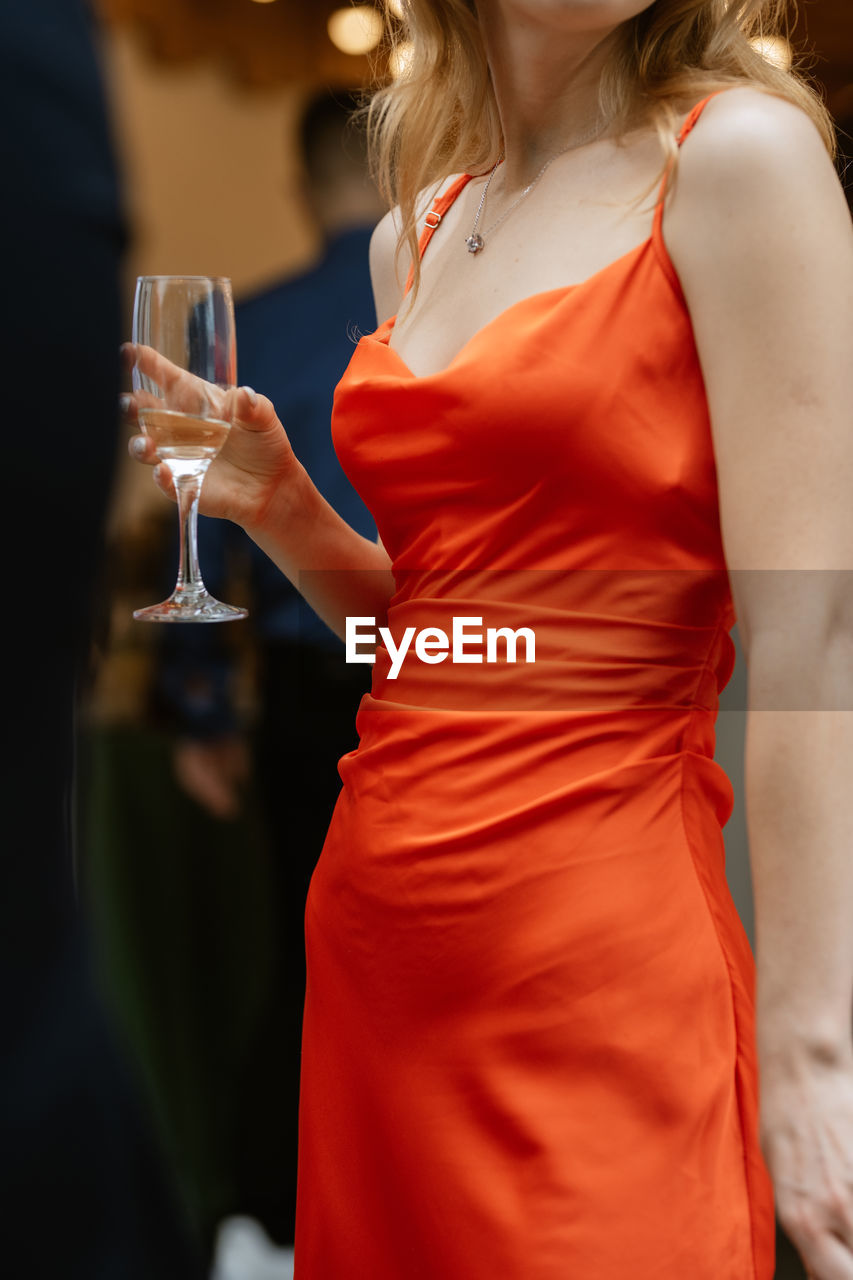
(464, 115, 609, 255)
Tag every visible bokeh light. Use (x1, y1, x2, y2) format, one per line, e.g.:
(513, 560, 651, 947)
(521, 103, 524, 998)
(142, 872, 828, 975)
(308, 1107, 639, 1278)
(327, 6, 385, 55)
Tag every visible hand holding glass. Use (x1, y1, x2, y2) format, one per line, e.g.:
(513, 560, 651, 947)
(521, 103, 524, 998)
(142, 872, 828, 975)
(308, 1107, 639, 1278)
(130, 275, 247, 622)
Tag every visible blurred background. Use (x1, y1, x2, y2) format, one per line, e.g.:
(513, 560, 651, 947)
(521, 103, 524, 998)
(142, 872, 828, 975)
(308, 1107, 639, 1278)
(8, 1, 852, 1277)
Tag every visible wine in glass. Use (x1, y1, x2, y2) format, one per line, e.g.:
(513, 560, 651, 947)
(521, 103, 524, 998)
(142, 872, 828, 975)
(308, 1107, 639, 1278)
(130, 275, 248, 622)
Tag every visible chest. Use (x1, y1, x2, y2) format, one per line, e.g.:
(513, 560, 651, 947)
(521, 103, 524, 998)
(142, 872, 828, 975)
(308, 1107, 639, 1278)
(387, 138, 669, 380)
(333, 246, 721, 571)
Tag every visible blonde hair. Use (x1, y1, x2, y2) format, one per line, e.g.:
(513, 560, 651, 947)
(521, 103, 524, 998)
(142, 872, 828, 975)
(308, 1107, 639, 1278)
(359, 0, 835, 307)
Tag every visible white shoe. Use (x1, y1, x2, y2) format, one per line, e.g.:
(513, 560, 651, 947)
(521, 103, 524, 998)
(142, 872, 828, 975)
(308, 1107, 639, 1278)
(210, 1216, 295, 1280)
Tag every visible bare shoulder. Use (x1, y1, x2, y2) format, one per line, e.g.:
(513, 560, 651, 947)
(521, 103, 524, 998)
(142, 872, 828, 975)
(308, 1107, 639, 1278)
(681, 83, 829, 158)
(656, 86, 852, 579)
(369, 172, 467, 323)
(368, 206, 406, 325)
(664, 85, 849, 280)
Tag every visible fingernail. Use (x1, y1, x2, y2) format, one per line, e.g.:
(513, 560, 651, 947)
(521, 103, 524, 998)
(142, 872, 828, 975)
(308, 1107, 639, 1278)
(120, 394, 133, 415)
(243, 385, 258, 407)
(131, 436, 147, 457)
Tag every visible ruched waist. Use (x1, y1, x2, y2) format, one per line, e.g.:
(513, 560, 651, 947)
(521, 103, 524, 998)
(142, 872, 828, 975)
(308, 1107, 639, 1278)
(337, 571, 738, 842)
(362, 586, 735, 716)
(338, 692, 735, 833)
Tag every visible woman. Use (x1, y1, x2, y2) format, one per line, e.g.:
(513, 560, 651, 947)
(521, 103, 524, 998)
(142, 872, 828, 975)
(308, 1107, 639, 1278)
(126, 2, 853, 1276)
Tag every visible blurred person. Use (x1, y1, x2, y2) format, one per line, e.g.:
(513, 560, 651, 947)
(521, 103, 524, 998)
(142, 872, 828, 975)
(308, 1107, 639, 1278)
(0, 1, 205, 1277)
(127, 2, 853, 1278)
(152, 88, 382, 1247)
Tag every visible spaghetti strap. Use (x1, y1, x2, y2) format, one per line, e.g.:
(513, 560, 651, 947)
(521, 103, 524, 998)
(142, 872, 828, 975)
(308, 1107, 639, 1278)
(652, 89, 730, 238)
(403, 172, 476, 296)
(676, 89, 729, 147)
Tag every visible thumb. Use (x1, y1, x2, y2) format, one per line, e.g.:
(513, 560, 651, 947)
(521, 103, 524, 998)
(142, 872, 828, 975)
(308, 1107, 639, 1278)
(228, 384, 279, 432)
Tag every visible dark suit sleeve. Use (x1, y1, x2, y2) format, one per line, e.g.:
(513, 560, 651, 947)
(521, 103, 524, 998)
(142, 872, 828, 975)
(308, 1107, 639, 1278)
(0, 3, 204, 1275)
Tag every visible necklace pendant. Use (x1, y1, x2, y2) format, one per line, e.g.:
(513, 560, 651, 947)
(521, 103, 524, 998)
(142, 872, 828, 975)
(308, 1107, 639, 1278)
(465, 233, 484, 254)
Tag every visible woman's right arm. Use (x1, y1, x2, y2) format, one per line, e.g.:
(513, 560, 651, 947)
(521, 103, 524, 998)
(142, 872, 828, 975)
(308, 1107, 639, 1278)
(241, 412, 396, 639)
(125, 207, 405, 640)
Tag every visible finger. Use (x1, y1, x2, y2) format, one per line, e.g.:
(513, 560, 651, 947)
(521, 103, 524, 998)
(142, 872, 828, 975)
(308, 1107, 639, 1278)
(121, 341, 190, 396)
(128, 433, 157, 465)
(119, 392, 138, 426)
(800, 1227, 853, 1280)
(122, 388, 170, 424)
(226, 384, 280, 433)
(153, 462, 176, 500)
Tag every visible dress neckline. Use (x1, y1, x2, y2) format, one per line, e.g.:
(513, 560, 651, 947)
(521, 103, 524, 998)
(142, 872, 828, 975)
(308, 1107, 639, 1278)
(368, 232, 668, 382)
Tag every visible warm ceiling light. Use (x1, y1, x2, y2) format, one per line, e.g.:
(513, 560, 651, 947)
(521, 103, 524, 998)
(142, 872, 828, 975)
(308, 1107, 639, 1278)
(249, 0, 278, 5)
(749, 35, 793, 71)
(327, 6, 385, 55)
(388, 39, 414, 79)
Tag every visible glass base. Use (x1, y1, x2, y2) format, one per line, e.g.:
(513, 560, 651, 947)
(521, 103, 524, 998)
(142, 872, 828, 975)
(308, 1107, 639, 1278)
(133, 589, 248, 623)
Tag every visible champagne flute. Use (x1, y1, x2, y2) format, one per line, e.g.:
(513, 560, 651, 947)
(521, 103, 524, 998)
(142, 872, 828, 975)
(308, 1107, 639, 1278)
(130, 275, 248, 622)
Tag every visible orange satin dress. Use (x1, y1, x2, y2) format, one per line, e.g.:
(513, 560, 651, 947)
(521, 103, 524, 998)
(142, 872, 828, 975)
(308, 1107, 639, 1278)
(294, 92, 776, 1278)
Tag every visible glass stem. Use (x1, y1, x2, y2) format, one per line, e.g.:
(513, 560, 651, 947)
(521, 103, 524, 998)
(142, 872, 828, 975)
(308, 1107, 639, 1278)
(173, 465, 208, 596)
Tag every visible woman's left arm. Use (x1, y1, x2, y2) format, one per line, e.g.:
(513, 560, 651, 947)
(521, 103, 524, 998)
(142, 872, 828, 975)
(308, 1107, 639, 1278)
(665, 87, 853, 1280)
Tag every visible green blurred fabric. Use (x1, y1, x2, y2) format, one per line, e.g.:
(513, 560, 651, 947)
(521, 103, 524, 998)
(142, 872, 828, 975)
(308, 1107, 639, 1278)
(79, 724, 276, 1248)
